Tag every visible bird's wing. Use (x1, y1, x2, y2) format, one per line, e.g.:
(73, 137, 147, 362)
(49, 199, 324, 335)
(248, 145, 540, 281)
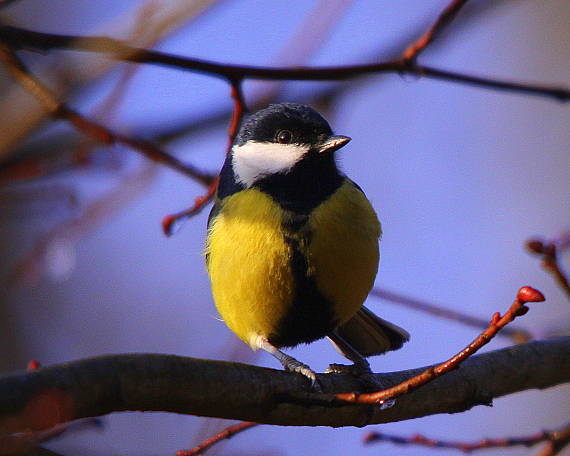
(334, 305, 410, 357)
(205, 197, 223, 267)
(345, 177, 365, 194)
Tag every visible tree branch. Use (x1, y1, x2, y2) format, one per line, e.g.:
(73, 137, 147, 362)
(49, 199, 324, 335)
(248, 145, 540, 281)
(0, 43, 215, 186)
(177, 421, 257, 456)
(403, 0, 469, 61)
(364, 421, 570, 454)
(336, 286, 544, 404)
(0, 25, 568, 102)
(527, 235, 570, 300)
(0, 338, 568, 434)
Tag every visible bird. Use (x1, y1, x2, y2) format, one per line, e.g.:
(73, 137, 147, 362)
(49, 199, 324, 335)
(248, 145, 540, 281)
(205, 103, 409, 386)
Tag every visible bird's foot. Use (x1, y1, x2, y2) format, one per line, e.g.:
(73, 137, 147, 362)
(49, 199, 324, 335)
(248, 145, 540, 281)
(325, 362, 372, 376)
(326, 362, 395, 408)
(252, 336, 322, 392)
(284, 359, 322, 392)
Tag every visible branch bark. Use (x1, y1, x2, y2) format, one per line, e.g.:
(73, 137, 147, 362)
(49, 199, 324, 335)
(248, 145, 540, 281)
(0, 338, 568, 433)
(0, 25, 568, 101)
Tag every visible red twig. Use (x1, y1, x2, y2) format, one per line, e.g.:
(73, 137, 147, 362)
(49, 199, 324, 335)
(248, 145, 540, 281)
(162, 80, 246, 235)
(0, 44, 215, 186)
(336, 286, 544, 404)
(1, 25, 568, 102)
(535, 422, 570, 456)
(227, 79, 247, 144)
(0, 418, 102, 456)
(371, 288, 531, 343)
(527, 234, 570, 300)
(364, 421, 570, 454)
(176, 421, 258, 456)
(403, 0, 469, 61)
(161, 177, 219, 236)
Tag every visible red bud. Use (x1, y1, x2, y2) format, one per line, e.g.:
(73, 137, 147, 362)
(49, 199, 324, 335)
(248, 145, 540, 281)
(526, 239, 544, 254)
(162, 215, 176, 237)
(27, 360, 41, 371)
(517, 286, 545, 303)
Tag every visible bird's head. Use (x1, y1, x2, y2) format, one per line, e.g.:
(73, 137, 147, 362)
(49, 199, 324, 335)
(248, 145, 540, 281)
(231, 103, 350, 188)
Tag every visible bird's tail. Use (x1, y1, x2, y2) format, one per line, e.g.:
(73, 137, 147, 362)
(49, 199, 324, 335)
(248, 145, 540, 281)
(333, 306, 409, 357)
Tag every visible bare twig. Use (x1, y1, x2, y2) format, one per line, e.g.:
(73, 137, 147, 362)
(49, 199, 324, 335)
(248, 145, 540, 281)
(534, 422, 570, 456)
(161, 177, 218, 236)
(0, 418, 101, 456)
(371, 288, 531, 343)
(1, 25, 568, 101)
(0, 1, 221, 156)
(527, 234, 570, 300)
(403, 0, 469, 61)
(336, 286, 544, 404)
(364, 421, 570, 454)
(0, 44, 215, 185)
(162, 80, 246, 235)
(177, 422, 258, 456)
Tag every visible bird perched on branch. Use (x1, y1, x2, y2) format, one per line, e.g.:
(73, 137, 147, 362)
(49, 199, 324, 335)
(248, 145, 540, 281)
(205, 103, 408, 387)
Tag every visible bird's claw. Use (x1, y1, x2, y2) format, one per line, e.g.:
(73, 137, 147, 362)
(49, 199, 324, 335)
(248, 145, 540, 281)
(325, 362, 372, 376)
(285, 360, 322, 392)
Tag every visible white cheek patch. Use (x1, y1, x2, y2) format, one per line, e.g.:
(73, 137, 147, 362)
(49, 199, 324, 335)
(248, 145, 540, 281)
(232, 142, 309, 187)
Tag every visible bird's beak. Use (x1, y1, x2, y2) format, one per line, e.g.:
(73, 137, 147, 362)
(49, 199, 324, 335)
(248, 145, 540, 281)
(317, 135, 351, 153)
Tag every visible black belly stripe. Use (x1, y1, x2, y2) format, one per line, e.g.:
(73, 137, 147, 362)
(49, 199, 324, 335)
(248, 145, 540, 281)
(268, 214, 338, 348)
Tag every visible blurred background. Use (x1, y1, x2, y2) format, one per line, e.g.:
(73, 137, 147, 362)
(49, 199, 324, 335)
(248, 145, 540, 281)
(0, 0, 569, 455)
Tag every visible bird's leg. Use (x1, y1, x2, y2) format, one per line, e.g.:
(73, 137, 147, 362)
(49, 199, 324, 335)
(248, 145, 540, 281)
(326, 331, 372, 375)
(326, 332, 395, 407)
(252, 335, 322, 391)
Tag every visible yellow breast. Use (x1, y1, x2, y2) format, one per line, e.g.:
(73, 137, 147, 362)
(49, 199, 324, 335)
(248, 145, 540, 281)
(308, 181, 381, 323)
(205, 181, 381, 348)
(205, 189, 295, 345)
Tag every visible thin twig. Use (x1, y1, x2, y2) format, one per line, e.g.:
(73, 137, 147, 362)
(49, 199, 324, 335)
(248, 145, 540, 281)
(0, 418, 102, 456)
(0, 44, 215, 186)
(162, 80, 246, 235)
(534, 422, 570, 456)
(527, 234, 570, 300)
(371, 288, 532, 343)
(417, 65, 569, 101)
(161, 178, 218, 236)
(403, 0, 470, 61)
(364, 421, 570, 454)
(1, 25, 568, 101)
(336, 286, 544, 404)
(177, 422, 258, 456)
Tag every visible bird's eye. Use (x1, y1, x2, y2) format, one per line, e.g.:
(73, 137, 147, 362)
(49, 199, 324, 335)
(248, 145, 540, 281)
(276, 130, 293, 144)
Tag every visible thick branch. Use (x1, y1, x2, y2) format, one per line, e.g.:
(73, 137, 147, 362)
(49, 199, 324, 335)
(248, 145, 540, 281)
(0, 25, 568, 101)
(0, 338, 568, 433)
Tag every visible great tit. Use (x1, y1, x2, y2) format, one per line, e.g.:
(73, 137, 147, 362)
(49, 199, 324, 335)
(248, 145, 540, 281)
(205, 103, 409, 385)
